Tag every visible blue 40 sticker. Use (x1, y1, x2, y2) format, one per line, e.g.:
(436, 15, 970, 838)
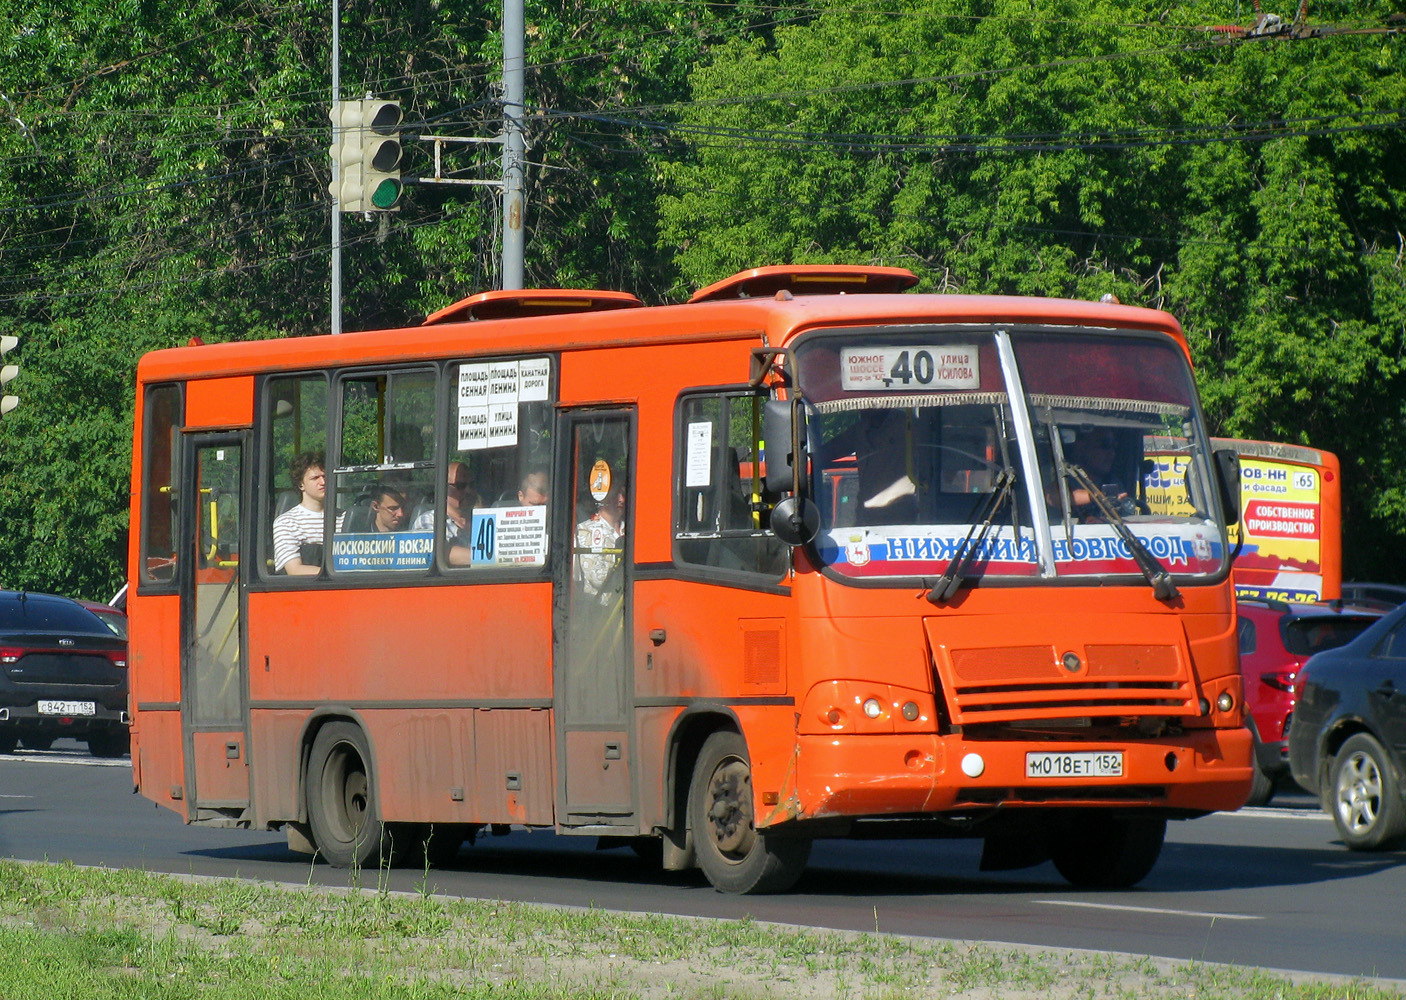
(470, 512, 496, 564)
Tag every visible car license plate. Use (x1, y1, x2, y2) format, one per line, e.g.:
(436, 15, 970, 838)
(37, 700, 96, 717)
(1026, 751, 1123, 778)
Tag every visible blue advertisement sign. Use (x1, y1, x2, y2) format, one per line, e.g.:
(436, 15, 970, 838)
(331, 531, 435, 572)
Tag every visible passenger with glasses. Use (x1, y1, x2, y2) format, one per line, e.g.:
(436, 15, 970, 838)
(411, 461, 477, 541)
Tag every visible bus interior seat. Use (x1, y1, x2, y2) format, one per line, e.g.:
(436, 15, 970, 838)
(707, 447, 763, 570)
(341, 496, 375, 533)
(274, 489, 299, 519)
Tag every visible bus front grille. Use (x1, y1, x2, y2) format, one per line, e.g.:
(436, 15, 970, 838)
(937, 643, 1198, 724)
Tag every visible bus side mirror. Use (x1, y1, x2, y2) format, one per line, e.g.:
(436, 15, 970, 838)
(770, 496, 821, 546)
(762, 398, 805, 496)
(1213, 448, 1241, 526)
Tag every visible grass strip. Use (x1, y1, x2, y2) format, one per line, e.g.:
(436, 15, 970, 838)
(0, 859, 1399, 1000)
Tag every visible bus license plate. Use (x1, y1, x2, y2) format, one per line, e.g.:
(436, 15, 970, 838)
(1026, 751, 1123, 778)
(37, 700, 96, 717)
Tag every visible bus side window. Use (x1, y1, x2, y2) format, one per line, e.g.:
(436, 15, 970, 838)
(674, 392, 787, 579)
(330, 370, 436, 575)
(139, 383, 182, 586)
(441, 357, 554, 572)
(262, 374, 329, 578)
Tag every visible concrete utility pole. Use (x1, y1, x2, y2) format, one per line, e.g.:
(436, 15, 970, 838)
(500, 0, 525, 290)
(330, 0, 342, 333)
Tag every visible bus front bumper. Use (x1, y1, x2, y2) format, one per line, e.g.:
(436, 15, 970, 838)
(770, 727, 1254, 825)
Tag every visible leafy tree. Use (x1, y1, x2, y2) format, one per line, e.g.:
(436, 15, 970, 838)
(0, 0, 755, 596)
(657, 0, 1406, 579)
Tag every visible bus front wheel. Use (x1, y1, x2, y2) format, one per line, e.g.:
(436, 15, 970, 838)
(306, 721, 407, 869)
(688, 731, 810, 894)
(1049, 812, 1166, 889)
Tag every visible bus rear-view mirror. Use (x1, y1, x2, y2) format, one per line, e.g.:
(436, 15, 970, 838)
(1213, 448, 1241, 526)
(763, 398, 805, 496)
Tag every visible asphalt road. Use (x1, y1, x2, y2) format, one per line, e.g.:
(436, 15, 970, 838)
(3, 742, 1404, 984)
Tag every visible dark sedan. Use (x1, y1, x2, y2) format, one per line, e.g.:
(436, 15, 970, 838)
(0, 590, 130, 757)
(1237, 598, 1380, 806)
(1288, 601, 1406, 850)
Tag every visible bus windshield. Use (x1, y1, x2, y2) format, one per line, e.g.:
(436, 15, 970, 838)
(795, 326, 1227, 586)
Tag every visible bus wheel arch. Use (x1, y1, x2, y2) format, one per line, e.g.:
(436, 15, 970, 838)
(303, 716, 408, 869)
(664, 709, 739, 829)
(687, 729, 811, 894)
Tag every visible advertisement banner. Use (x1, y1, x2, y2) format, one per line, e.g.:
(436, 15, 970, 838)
(1230, 458, 1324, 601)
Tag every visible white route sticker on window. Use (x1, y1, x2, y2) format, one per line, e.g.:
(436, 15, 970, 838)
(841, 346, 980, 391)
(458, 363, 491, 405)
(488, 402, 518, 448)
(685, 421, 713, 488)
(458, 406, 490, 450)
(489, 361, 520, 405)
(519, 357, 550, 401)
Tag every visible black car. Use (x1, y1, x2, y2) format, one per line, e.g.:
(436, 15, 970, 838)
(1339, 582, 1406, 614)
(1236, 598, 1381, 806)
(1287, 601, 1406, 850)
(0, 591, 130, 757)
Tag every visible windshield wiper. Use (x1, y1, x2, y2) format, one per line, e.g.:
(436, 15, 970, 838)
(1064, 463, 1181, 601)
(1048, 423, 1076, 546)
(927, 468, 1017, 605)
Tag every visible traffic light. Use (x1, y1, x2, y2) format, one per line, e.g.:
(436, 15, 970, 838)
(326, 99, 402, 213)
(361, 100, 403, 211)
(0, 335, 18, 415)
(327, 101, 367, 213)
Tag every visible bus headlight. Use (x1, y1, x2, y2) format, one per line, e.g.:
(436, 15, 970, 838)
(862, 698, 883, 719)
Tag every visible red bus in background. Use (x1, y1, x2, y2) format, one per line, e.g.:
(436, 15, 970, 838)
(126, 265, 1252, 894)
(1212, 439, 1341, 604)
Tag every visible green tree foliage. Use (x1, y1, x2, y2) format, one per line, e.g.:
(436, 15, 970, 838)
(0, 0, 749, 597)
(0, 0, 1402, 594)
(657, 0, 1406, 579)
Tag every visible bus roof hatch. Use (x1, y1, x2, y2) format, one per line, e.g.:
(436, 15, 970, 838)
(423, 288, 644, 325)
(688, 264, 919, 303)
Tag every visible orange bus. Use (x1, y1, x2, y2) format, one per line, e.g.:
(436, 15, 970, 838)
(127, 265, 1252, 894)
(1214, 438, 1342, 603)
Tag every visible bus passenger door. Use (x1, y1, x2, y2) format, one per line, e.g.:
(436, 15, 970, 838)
(555, 411, 636, 829)
(178, 433, 250, 822)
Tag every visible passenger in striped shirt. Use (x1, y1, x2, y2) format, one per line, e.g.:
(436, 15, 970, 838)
(273, 451, 343, 575)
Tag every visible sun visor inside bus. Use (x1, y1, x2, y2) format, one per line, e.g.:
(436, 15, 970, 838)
(422, 288, 644, 325)
(688, 264, 920, 303)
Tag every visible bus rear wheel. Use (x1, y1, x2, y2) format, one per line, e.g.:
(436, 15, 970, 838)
(688, 731, 810, 894)
(1049, 812, 1166, 889)
(406, 824, 468, 868)
(306, 721, 407, 869)
(87, 730, 129, 758)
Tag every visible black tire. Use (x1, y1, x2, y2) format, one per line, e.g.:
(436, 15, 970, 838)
(306, 721, 407, 869)
(409, 824, 466, 869)
(1049, 812, 1166, 889)
(1244, 759, 1276, 807)
(687, 731, 810, 894)
(1329, 733, 1406, 851)
(87, 730, 130, 758)
(20, 735, 54, 751)
(627, 836, 664, 869)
